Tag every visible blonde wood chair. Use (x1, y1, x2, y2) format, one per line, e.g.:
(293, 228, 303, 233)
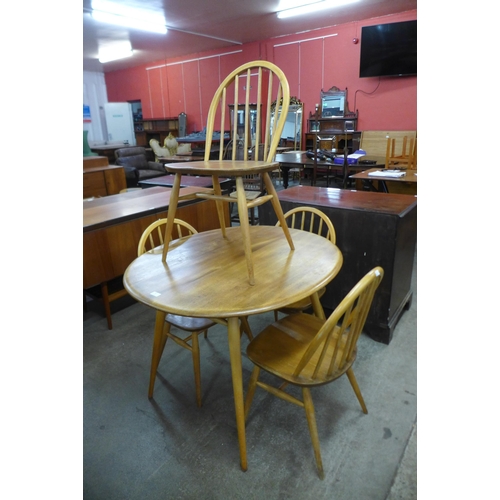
(138, 218, 216, 407)
(138, 217, 253, 406)
(385, 136, 417, 169)
(244, 267, 384, 479)
(274, 207, 336, 320)
(161, 60, 295, 286)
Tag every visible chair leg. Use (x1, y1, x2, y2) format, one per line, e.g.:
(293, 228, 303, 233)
(148, 311, 168, 398)
(191, 332, 202, 407)
(244, 366, 260, 421)
(302, 387, 324, 480)
(235, 176, 255, 286)
(240, 316, 253, 341)
(346, 367, 368, 414)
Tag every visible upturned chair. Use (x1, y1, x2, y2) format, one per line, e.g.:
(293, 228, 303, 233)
(273, 206, 336, 320)
(138, 217, 253, 406)
(161, 60, 295, 285)
(385, 136, 417, 169)
(244, 267, 384, 479)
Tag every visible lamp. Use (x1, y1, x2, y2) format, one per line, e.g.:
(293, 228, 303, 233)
(98, 41, 133, 63)
(277, 0, 359, 19)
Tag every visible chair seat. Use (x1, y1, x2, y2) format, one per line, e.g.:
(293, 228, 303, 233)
(247, 313, 353, 386)
(166, 314, 215, 332)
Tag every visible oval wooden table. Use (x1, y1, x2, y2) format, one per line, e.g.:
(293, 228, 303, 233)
(123, 225, 343, 471)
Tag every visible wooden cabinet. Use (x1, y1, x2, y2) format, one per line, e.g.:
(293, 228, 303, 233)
(259, 186, 417, 344)
(305, 131, 361, 154)
(83, 157, 126, 198)
(134, 117, 179, 146)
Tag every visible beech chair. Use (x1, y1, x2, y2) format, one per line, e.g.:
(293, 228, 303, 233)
(385, 136, 417, 169)
(161, 60, 295, 286)
(138, 217, 253, 406)
(244, 267, 384, 479)
(138, 218, 216, 407)
(273, 207, 336, 320)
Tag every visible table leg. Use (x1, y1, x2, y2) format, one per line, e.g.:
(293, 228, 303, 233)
(161, 173, 182, 262)
(282, 165, 289, 189)
(227, 316, 247, 471)
(148, 310, 167, 398)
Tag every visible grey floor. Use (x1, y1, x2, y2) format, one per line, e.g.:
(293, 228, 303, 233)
(83, 235, 417, 499)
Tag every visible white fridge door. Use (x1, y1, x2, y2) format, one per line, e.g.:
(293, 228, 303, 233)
(104, 103, 136, 145)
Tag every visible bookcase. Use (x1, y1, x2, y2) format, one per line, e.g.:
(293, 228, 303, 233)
(134, 117, 179, 146)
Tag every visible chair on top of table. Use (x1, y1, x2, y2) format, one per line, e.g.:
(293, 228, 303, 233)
(273, 206, 336, 320)
(244, 266, 384, 479)
(138, 217, 253, 407)
(161, 60, 295, 286)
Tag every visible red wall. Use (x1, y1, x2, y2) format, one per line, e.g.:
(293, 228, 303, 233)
(105, 10, 416, 134)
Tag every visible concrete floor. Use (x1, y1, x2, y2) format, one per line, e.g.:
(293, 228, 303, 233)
(83, 247, 416, 499)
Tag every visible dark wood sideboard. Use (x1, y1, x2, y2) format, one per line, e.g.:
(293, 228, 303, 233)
(259, 186, 417, 344)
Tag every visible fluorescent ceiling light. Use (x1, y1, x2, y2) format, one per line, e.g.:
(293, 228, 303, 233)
(277, 0, 359, 19)
(98, 41, 133, 63)
(91, 0, 167, 34)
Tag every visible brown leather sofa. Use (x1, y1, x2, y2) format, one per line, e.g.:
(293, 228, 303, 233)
(114, 147, 166, 187)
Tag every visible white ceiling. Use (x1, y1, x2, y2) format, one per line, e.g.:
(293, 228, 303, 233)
(83, 0, 417, 73)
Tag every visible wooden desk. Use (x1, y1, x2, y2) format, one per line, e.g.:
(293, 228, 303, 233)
(350, 168, 417, 195)
(260, 186, 417, 344)
(83, 161, 126, 198)
(275, 152, 385, 189)
(84, 187, 229, 328)
(90, 144, 132, 164)
(157, 155, 197, 164)
(123, 225, 343, 471)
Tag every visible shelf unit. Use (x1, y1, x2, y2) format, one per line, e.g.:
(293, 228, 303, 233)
(134, 117, 179, 146)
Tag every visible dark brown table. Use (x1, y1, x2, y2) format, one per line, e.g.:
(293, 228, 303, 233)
(275, 152, 385, 189)
(259, 185, 417, 344)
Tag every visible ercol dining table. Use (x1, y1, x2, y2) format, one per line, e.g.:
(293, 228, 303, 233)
(123, 224, 343, 471)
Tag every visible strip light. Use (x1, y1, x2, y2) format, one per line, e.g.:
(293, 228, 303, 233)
(277, 0, 359, 19)
(91, 0, 167, 34)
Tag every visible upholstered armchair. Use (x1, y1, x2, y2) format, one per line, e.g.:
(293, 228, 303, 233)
(114, 147, 166, 187)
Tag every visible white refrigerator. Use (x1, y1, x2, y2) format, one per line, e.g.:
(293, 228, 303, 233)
(104, 102, 136, 145)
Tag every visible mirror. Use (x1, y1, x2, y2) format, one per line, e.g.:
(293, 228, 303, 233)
(272, 104, 303, 151)
(320, 88, 347, 118)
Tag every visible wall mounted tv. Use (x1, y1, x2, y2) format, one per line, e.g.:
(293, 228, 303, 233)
(359, 20, 417, 78)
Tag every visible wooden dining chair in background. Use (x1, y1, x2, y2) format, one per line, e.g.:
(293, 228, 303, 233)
(138, 217, 253, 406)
(385, 136, 417, 169)
(244, 267, 384, 479)
(273, 206, 336, 320)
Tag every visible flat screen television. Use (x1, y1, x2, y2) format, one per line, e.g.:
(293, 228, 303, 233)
(359, 20, 417, 78)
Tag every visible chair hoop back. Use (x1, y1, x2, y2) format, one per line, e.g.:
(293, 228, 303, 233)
(275, 206, 336, 244)
(204, 60, 290, 163)
(293, 267, 384, 380)
(138, 218, 198, 256)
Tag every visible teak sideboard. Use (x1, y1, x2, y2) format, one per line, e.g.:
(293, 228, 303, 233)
(259, 186, 417, 344)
